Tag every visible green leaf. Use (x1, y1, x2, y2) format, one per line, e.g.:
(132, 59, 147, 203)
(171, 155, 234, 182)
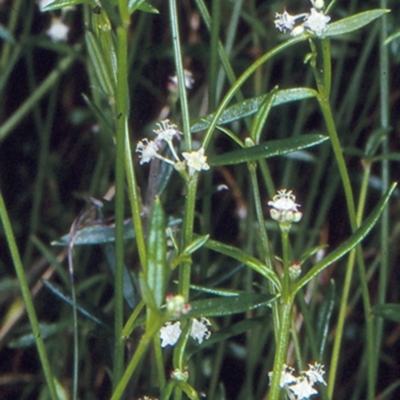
(316, 280, 335, 359)
(371, 304, 400, 322)
(40, 0, 88, 12)
(251, 86, 278, 143)
(51, 219, 135, 246)
(146, 198, 167, 308)
(187, 293, 275, 318)
(293, 183, 397, 297)
(325, 9, 390, 38)
(42, 279, 113, 331)
(191, 88, 317, 133)
(172, 235, 210, 269)
(204, 238, 281, 290)
(85, 31, 116, 99)
(209, 134, 329, 166)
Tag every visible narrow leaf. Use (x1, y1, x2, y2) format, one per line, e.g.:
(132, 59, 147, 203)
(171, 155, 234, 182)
(187, 293, 274, 318)
(191, 88, 317, 133)
(251, 86, 278, 143)
(209, 134, 328, 166)
(42, 279, 113, 331)
(146, 198, 167, 308)
(51, 219, 134, 246)
(204, 238, 281, 290)
(293, 183, 397, 297)
(325, 9, 390, 38)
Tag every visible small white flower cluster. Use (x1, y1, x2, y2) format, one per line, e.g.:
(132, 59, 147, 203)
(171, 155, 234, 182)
(136, 119, 210, 177)
(269, 363, 327, 399)
(268, 189, 302, 224)
(274, 0, 330, 37)
(159, 317, 212, 348)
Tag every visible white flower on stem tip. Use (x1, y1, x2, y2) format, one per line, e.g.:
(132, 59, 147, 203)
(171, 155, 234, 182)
(136, 139, 159, 165)
(181, 148, 210, 176)
(190, 317, 212, 344)
(288, 376, 318, 399)
(46, 17, 69, 42)
(268, 189, 302, 224)
(304, 363, 327, 386)
(154, 119, 181, 144)
(304, 8, 331, 37)
(153, 119, 181, 161)
(160, 321, 182, 347)
(274, 10, 308, 33)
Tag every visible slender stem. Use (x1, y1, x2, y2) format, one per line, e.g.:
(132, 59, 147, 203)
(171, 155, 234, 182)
(209, 0, 221, 110)
(113, 25, 129, 389)
(169, 0, 191, 149)
(0, 193, 58, 400)
(355, 161, 375, 400)
(376, 0, 390, 394)
(317, 39, 360, 398)
(202, 34, 307, 149)
(268, 302, 292, 400)
(179, 175, 199, 300)
(124, 134, 148, 272)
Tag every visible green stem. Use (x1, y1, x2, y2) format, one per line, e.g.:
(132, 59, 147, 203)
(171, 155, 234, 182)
(111, 329, 156, 400)
(113, 25, 129, 389)
(317, 39, 359, 398)
(202, 34, 307, 149)
(169, 0, 191, 149)
(0, 193, 58, 399)
(355, 161, 375, 400)
(376, 1, 390, 395)
(179, 175, 199, 300)
(268, 302, 293, 400)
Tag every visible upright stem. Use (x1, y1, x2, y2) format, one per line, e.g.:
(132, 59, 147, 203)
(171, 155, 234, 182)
(268, 302, 292, 400)
(179, 175, 199, 300)
(113, 24, 129, 389)
(376, 0, 390, 392)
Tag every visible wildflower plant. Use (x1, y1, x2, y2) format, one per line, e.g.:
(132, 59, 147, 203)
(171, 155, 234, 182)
(1, 0, 399, 400)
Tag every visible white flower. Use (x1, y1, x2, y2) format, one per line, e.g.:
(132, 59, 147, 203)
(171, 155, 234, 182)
(304, 8, 331, 37)
(160, 321, 182, 347)
(269, 362, 327, 400)
(136, 139, 159, 164)
(190, 317, 211, 344)
(160, 317, 212, 348)
(46, 18, 69, 42)
(304, 363, 327, 386)
(274, 10, 307, 33)
(288, 376, 318, 399)
(181, 148, 210, 176)
(153, 119, 181, 144)
(268, 189, 300, 212)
